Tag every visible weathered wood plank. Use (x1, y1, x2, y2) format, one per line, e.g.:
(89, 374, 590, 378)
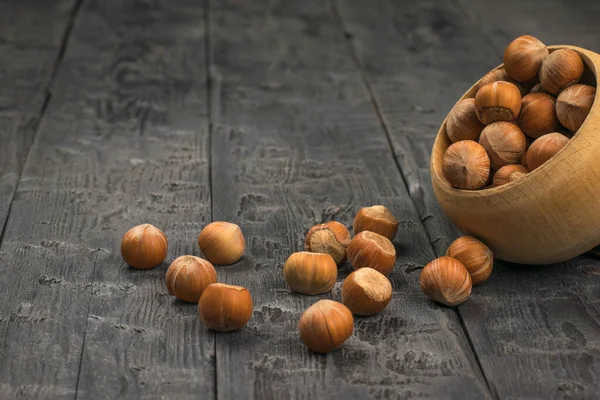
(209, 0, 490, 398)
(0, 0, 77, 241)
(0, 0, 214, 399)
(339, 0, 600, 398)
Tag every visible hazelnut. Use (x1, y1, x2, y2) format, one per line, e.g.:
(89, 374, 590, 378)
(479, 122, 527, 170)
(347, 231, 396, 275)
(526, 132, 569, 170)
(442, 140, 490, 190)
(198, 221, 245, 265)
(475, 81, 522, 124)
(556, 84, 596, 132)
(477, 69, 527, 96)
(539, 49, 584, 95)
(517, 93, 559, 139)
(503, 35, 548, 82)
(283, 252, 337, 295)
(341, 268, 392, 316)
(198, 283, 253, 331)
(121, 224, 168, 270)
(299, 300, 353, 353)
(165, 256, 217, 302)
(353, 205, 398, 240)
(529, 83, 546, 93)
(304, 221, 351, 265)
(446, 237, 493, 285)
(445, 99, 485, 142)
(419, 256, 472, 306)
(492, 164, 528, 187)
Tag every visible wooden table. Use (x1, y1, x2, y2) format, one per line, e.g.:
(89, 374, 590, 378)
(1, 0, 599, 398)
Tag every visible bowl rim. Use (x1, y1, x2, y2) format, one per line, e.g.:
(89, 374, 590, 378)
(431, 45, 599, 198)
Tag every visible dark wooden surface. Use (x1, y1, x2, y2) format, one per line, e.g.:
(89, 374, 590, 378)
(0, 0, 598, 399)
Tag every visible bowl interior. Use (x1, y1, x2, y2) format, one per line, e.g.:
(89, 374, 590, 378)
(431, 45, 599, 197)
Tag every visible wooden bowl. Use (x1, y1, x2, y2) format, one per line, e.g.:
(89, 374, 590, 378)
(431, 45, 600, 265)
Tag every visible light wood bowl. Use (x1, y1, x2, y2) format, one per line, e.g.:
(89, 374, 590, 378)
(431, 45, 600, 265)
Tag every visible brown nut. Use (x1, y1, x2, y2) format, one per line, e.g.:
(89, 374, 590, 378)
(283, 252, 337, 295)
(446, 99, 485, 142)
(419, 256, 472, 306)
(556, 84, 596, 132)
(475, 81, 522, 124)
(347, 231, 396, 275)
(492, 164, 528, 187)
(198, 221, 245, 265)
(477, 69, 528, 96)
(353, 205, 398, 240)
(121, 224, 168, 270)
(442, 140, 490, 190)
(479, 122, 527, 170)
(304, 221, 351, 265)
(517, 92, 559, 139)
(299, 300, 353, 353)
(198, 283, 253, 331)
(526, 132, 569, 170)
(341, 268, 392, 316)
(539, 49, 584, 95)
(503, 35, 548, 82)
(446, 237, 493, 285)
(165, 256, 217, 303)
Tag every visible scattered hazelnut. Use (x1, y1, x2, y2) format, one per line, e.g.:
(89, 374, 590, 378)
(198, 283, 253, 331)
(446, 237, 493, 285)
(445, 99, 485, 142)
(479, 122, 527, 170)
(353, 205, 398, 240)
(529, 83, 546, 93)
(556, 84, 596, 132)
(419, 256, 472, 306)
(347, 231, 396, 275)
(304, 221, 351, 265)
(492, 164, 528, 187)
(475, 81, 522, 124)
(121, 224, 168, 270)
(283, 252, 337, 295)
(477, 69, 527, 96)
(165, 256, 217, 303)
(198, 221, 245, 265)
(298, 300, 353, 353)
(539, 49, 584, 95)
(503, 35, 548, 82)
(526, 132, 570, 170)
(517, 92, 559, 139)
(442, 140, 490, 190)
(341, 268, 392, 316)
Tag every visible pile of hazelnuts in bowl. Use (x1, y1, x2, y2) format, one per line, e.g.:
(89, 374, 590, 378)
(443, 35, 597, 190)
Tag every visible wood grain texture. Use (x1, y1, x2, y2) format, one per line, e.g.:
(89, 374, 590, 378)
(339, 0, 600, 398)
(208, 0, 490, 398)
(0, 0, 214, 399)
(0, 0, 77, 242)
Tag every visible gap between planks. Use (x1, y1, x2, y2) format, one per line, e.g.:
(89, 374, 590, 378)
(0, 0, 85, 248)
(330, 0, 497, 398)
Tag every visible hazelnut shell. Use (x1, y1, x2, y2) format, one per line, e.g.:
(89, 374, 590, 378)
(299, 300, 353, 353)
(121, 224, 168, 270)
(198, 221, 245, 265)
(347, 231, 396, 275)
(353, 205, 398, 240)
(446, 237, 493, 285)
(198, 283, 253, 331)
(419, 256, 472, 306)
